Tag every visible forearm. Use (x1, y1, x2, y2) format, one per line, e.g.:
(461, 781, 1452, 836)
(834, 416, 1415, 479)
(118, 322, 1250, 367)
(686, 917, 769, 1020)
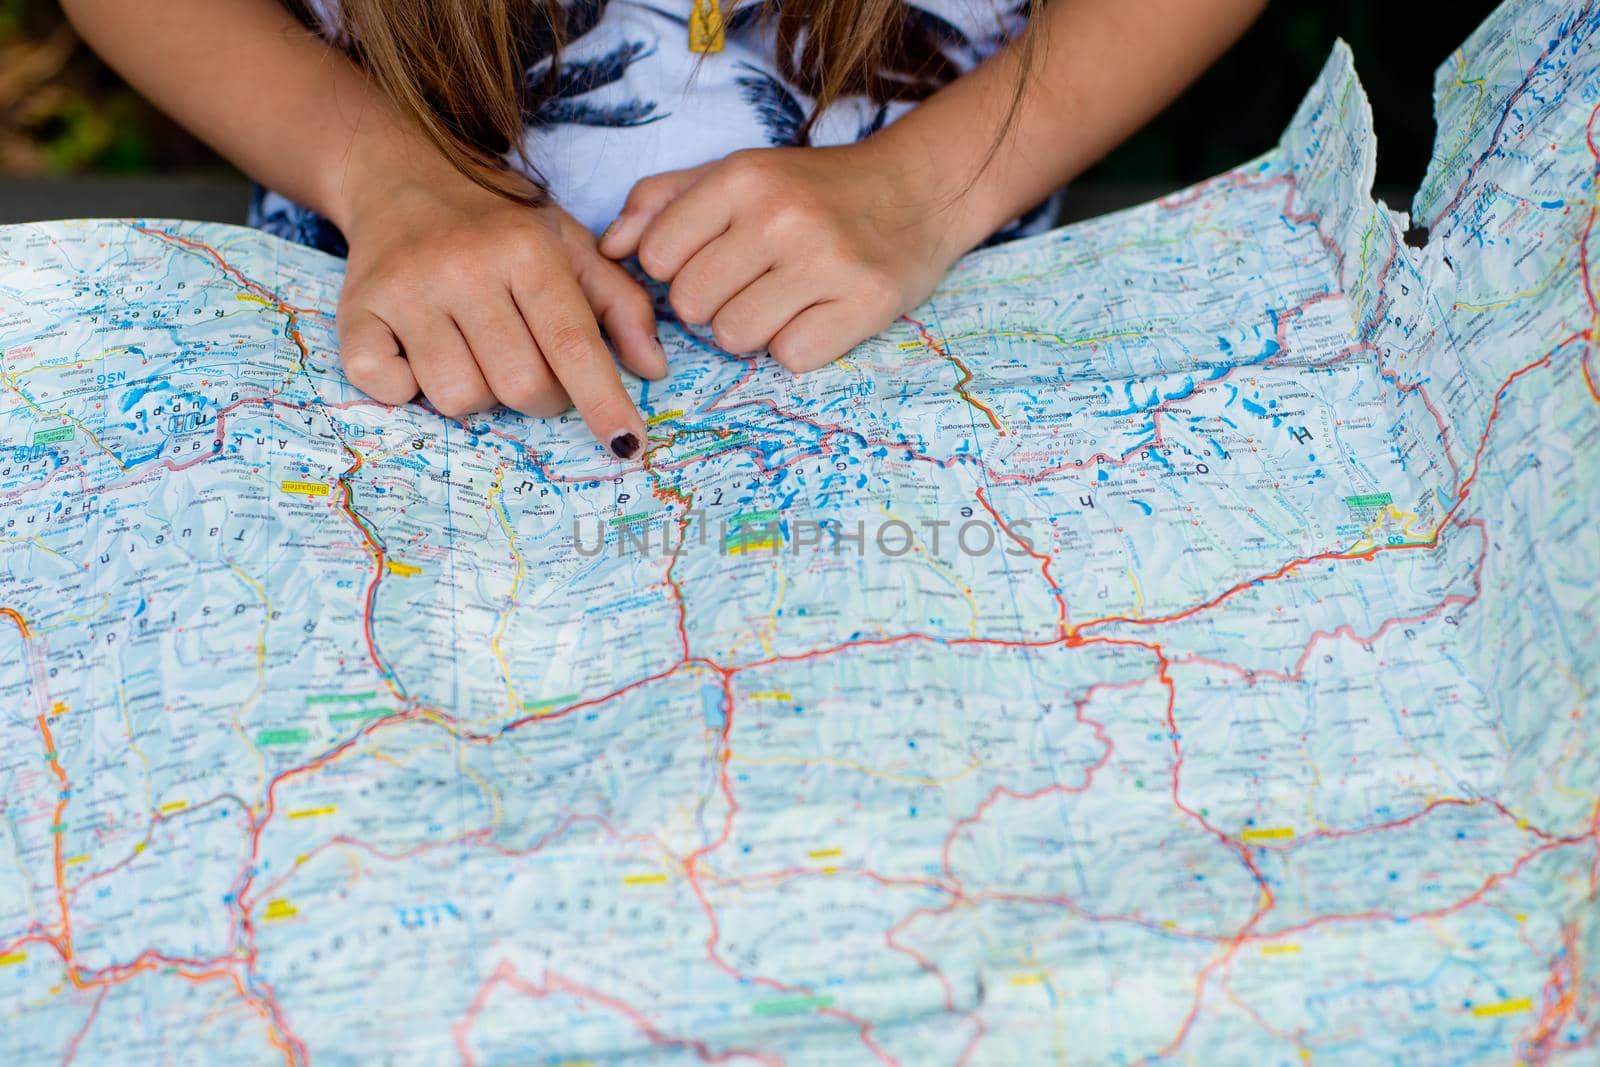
(59, 0, 449, 231)
(870, 0, 1267, 256)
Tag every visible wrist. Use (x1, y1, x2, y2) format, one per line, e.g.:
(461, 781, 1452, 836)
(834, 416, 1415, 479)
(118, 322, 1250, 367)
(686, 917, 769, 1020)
(326, 120, 473, 238)
(854, 125, 1006, 267)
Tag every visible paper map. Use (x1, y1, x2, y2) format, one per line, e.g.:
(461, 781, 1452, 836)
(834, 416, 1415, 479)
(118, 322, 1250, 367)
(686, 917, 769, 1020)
(2, 1, 1597, 1063)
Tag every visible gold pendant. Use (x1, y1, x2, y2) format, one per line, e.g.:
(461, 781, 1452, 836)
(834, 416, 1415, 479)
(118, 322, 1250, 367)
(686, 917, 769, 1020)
(689, 0, 725, 53)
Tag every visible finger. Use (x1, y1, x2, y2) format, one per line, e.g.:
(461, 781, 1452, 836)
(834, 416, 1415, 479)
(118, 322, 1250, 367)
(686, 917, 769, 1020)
(599, 165, 709, 261)
(512, 272, 646, 460)
(630, 172, 742, 283)
(570, 248, 668, 380)
(767, 300, 886, 374)
(338, 307, 418, 405)
(399, 312, 495, 418)
(456, 292, 570, 417)
(709, 269, 809, 355)
(668, 228, 774, 326)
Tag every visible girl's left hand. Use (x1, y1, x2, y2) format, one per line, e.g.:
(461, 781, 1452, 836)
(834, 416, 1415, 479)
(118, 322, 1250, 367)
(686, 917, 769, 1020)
(598, 143, 964, 372)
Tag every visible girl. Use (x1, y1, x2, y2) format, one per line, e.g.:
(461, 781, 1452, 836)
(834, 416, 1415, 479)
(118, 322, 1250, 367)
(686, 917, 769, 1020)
(62, 0, 1264, 460)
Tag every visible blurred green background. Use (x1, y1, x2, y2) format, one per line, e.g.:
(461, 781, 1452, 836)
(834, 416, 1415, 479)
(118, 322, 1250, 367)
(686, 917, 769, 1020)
(0, 0, 1504, 218)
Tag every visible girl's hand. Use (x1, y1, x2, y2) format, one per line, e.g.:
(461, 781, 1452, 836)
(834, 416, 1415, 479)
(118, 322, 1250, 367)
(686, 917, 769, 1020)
(337, 168, 666, 459)
(598, 144, 963, 372)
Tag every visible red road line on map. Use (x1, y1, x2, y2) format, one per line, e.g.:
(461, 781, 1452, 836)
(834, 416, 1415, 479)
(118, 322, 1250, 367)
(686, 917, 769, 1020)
(675, 671, 898, 1063)
(938, 676, 1127, 884)
(1072, 333, 1573, 644)
(973, 485, 1067, 636)
(1, 605, 31, 638)
(334, 447, 402, 688)
(642, 450, 695, 660)
(453, 961, 779, 1066)
(903, 315, 1006, 434)
(59, 985, 108, 1065)
(137, 226, 398, 693)
(1575, 98, 1600, 402)
(36, 710, 74, 956)
(53, 175, 1598, 1066)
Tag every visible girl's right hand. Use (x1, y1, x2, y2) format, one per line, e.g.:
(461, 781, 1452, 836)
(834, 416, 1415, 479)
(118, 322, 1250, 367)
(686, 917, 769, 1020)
(334, 167, 666, 460)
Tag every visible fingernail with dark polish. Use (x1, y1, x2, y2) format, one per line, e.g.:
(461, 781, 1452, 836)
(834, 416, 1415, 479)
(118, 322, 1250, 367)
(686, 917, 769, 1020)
(610, 431, 640, 459)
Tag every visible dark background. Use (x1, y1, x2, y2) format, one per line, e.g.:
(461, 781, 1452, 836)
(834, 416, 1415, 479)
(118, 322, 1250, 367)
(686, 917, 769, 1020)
(0, 0, 1505, 224)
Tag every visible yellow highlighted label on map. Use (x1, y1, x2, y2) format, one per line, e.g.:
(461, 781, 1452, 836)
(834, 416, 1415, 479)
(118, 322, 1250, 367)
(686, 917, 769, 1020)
(622, 872, 669, 886)
(133, 842, 145, 855)
(646, 409, 684, 425)
(751, 691, 794, 701)
(287, 806, 336, 820)
(1009, 973, 1047, 986)
(807, 847, 841, 860)
(281, 480, 330, 497)
(263, 900, 299, 921)
(1261, 943, 1302, 956)
(159, 800, 188, 813)
(0, 952, 25, 967)
(385, 560, 422, 577)
(897, 340, 924, 349)
(1471, 997, 1532, 1018)
(1241, 826, 1295, 843)
(65, 854, 89, 867)
(727, 535, 783, 556)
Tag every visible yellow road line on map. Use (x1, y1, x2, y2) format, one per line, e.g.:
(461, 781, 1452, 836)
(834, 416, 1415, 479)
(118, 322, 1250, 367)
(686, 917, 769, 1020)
(458, 759, 505, 831)
(1452, 253, 1570, 312)
(1470, 997, 1532, 1018)
(52, 592, 112, 627)
(0, 952, 25, 967)
(1350, 504, 1431, 551)
(487, 470, 525, 714)
(286, 806, 336, 820)
(1126, 568, 1146, 618)
(0, 363, 129, 471)
(159, 800, 188, 813)
(1261, 943, 1302, 956)
(883, 504, 981, 638)
(116, 679, 159, 817)
(226, 562, 274, 794)
(756, 563, 788, 659)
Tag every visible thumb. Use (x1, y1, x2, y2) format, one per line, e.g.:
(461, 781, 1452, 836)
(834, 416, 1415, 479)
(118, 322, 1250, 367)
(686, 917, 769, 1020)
(598, 164, 710, 260)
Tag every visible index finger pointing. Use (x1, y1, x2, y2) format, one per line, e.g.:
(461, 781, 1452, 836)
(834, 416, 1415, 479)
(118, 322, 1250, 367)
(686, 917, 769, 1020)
(513, 271, 646, 460)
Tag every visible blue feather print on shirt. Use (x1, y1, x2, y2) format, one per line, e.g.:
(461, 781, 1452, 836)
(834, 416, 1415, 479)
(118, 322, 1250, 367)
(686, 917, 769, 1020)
(733, 63, 807, 146)
(528, 40, 668, 129)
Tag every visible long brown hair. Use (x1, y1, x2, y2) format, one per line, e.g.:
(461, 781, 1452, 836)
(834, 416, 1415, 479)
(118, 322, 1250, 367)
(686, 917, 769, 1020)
(302, 0, 1040, 203)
